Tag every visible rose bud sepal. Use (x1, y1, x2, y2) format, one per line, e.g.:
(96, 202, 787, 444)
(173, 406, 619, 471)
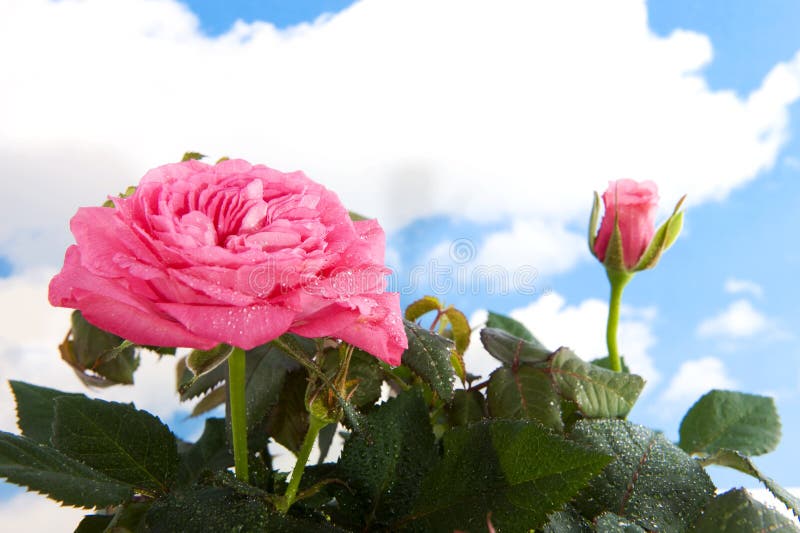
(632, 195, 686, 272)
(588, 191, 602, 255)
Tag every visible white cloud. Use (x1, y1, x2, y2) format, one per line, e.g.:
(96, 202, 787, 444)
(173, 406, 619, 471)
(1, 0, 799, 270)
(724, 277, 764, 298)
(0, 491, 87, 532)
(697, 299, 769, 339)
(464, 291, 660, 386)
(475, 219, 587, 276)
(658, 357, 737, 416)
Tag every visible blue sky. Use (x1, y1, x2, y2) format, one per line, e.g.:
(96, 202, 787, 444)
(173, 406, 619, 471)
(0, 0, 799, 524)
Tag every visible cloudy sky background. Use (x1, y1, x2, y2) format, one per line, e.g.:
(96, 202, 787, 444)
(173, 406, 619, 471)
(1, 0, 800, 527)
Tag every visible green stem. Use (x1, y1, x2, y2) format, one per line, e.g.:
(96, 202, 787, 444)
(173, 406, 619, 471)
(228, 347, 249, 482)
(605, 272, 631, 373)
(278, 414, 328, 514)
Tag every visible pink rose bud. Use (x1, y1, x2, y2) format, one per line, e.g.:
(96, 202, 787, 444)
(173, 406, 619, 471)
(589, 179, 684, 272)
(49, 159, 408, 365)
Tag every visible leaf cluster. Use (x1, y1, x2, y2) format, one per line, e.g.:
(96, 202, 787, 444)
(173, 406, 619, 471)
(1, 305, 797, 532)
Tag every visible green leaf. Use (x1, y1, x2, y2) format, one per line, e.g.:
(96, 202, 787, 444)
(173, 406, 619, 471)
(404, 296, 441, 322)
(546, 348, 645, 419)
(542, 507, 592, 533)
(402, 320, 455, 401)
(316, 422, 338, 465)
(594, 512, 647, 532)
(178, 358, 227, 401)
(145, 485, 309, 533)
(181, 151, 205, 161)
(148, 471, 343, 532)
(405, 420, 612, 532)
(9, 381, 83, 444)
(691, 488, 800, 532)
(487, 366, 563, 432)
(591, 355, 631, 373)
(52, 396, 179, 495)
(679, 390, 781, 456)
(569, 419, 714, 531)
(189, 386, 225, 417)
(60, 311, 140, 386)
(266, 369, 309, 453)
(186, 344, 233, 378)
(336, 388, 437, 530)
(0, 431, 133, 508)
(479, 327, 550, 365)
(74, 515, 113, 533)
(443, 307, 471, 354)
(177, 418, 233, 486)
(699, 449, 800, 519)
(446, 389, 486, 427)
(486, 311, 540, 344)
(243, 342, 301, 432)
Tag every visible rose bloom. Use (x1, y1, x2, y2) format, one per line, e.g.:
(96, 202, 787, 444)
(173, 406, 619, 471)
(593, 179, 659, 269)
(49, 159, 407, 365)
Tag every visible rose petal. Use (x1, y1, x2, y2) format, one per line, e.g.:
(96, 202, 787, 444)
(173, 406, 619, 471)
(79, 293, 216, 350)
(157, 302, 296, 350)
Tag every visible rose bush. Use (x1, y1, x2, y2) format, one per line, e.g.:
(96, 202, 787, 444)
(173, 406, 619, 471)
(592, 178, 659, 269)
(2, 165, 797, 532)
(48, 159, 407, 365)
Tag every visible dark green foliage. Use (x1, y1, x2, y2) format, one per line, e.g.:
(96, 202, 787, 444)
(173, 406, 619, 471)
(594, 512, 647, 532)
(481, 330, 644, 429)
(446, 389, 486, 427)
(243, 342, 302, 435)
(60, 311, 140, 386)
(9, 380, 83, 444)
(74, 515, 114, 533)
(542, 506, 593, 532)
(570, 419, 715, 531)
(335, 388, 437, 530)
(402, 320, 455, 401)
(0, 431, 133, 508)
(405, 420, 612, 532)
(487, 366, 563, 431)
(51, 396, 179, 495)
(177, 418, 233, 486)
(264, 368, 310, 454)
(147, 471, 344, 533)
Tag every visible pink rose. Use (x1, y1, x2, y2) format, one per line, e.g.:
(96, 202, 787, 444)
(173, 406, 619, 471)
(49, 159, 407, 365)
(592, 179, 659, 269)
